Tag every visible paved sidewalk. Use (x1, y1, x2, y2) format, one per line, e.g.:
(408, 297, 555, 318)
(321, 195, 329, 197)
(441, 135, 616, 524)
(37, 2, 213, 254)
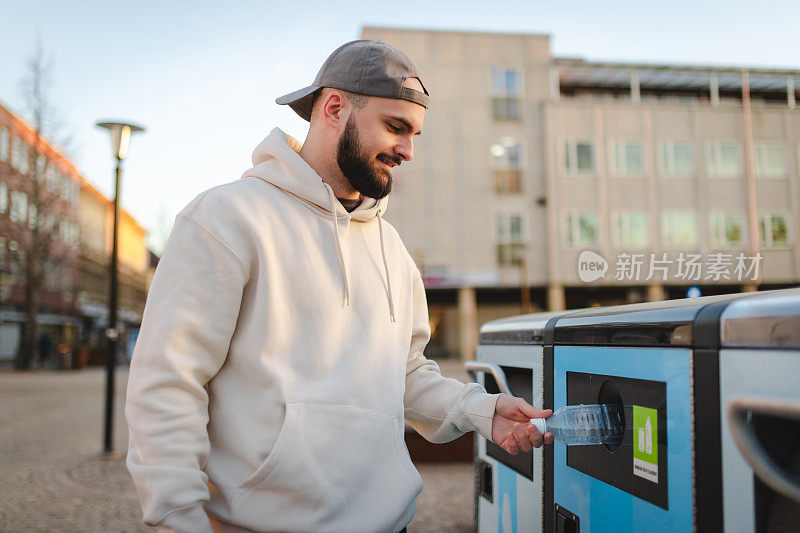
(0, 361, 475, 532)
(0, 368, 147, 532)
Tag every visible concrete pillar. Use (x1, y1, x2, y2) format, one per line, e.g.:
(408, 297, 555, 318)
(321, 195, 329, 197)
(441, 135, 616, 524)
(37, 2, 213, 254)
(547, 284, 565, 311)
(457, 287, 478, 362)
(710, 71, 720, 107)
(788, 76, 796, 109)
(631, 69, 641, 105)
(741, 70, 762, 287)
(647, 283, 666, 302)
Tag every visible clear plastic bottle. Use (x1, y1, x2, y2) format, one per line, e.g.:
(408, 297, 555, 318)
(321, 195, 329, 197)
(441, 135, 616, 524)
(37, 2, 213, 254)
(530, 404, 625, 446)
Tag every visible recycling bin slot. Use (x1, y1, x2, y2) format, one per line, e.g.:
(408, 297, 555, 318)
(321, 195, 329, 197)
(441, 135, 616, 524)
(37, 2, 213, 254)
(753, 413, 800, 531)
(566, 371, 669, 510)
(597, 378, 625, 452)
(484, 366, 534, 480)
(477, 459, 493, 503)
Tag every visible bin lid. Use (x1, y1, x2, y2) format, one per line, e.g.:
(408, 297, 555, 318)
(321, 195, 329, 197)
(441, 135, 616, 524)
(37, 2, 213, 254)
(478, 289, 799, 348)
(479, 310, 569, 345)
(720, 288, 800, 348)
(552, 292, 746, 347)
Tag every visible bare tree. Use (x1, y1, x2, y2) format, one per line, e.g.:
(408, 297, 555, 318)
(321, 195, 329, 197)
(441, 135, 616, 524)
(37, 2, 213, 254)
(2, 42, 77, 369)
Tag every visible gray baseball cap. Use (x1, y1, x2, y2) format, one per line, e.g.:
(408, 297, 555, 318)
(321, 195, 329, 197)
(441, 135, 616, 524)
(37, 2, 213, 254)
(276, 40, 430, 122)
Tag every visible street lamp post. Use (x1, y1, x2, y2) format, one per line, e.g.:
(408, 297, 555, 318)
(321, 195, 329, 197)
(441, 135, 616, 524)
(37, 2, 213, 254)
(96, 120, 144, 455)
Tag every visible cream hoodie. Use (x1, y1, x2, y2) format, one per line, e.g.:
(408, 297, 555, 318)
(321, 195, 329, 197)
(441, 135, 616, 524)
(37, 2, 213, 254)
(125, 128, 501, 533)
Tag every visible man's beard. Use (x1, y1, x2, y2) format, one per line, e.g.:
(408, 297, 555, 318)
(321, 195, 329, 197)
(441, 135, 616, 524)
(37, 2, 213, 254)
(336, 116, 398, 200)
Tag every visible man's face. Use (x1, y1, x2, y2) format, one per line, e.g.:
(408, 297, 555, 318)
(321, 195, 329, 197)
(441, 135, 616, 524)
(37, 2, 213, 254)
(336, 83, 425, 200)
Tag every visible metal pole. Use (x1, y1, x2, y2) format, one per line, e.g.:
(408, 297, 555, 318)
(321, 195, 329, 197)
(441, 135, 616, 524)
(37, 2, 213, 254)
(104, 156, 122, 454)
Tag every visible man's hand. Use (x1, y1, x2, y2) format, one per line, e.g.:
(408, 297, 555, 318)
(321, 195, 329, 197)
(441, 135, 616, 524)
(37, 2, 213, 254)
(491, 394, 555, 455)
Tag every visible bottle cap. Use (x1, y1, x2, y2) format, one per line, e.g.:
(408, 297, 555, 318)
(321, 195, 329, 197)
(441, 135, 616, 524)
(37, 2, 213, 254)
(529, 417, 547, 435)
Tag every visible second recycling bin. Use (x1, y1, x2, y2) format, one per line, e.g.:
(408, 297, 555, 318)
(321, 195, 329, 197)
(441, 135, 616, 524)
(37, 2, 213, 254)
(469, 288, 800, 532)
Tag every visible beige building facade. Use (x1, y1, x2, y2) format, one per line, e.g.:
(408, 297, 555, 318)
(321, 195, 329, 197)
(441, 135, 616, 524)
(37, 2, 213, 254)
(78, 181, 148, 361)
(363, 27, 800, 359)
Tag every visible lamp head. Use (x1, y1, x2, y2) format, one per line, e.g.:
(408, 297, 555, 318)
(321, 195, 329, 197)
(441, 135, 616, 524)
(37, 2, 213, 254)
(96, 121, 144, 160)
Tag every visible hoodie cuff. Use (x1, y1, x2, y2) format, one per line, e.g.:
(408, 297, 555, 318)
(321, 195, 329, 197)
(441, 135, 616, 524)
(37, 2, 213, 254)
(462, 391, 502, 443)
(156, 504, 213, 533)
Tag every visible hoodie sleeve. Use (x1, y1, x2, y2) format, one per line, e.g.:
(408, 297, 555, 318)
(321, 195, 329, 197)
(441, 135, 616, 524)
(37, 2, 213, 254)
(403, 269, 501, 444)
(125, 213, 247, 532)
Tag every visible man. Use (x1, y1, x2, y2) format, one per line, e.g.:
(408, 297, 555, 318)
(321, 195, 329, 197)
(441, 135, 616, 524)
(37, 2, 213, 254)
(126, 40, 553, 533)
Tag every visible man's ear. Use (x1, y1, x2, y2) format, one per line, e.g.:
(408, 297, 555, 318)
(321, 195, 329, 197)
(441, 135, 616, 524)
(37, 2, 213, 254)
(321, 90, 349, 130)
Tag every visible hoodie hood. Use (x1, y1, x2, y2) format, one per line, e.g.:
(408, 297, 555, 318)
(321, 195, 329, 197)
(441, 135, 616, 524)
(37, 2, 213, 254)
(242, 127, 388, 222)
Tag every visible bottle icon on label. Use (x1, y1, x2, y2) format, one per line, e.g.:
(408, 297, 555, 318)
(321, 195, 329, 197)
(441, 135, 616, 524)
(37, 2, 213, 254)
(638, 428, 645, 452)
(645, 416, 653, 455)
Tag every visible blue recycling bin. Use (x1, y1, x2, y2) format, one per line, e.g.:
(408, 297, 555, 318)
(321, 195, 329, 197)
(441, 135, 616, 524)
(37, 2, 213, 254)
(468, 288, 800, 532)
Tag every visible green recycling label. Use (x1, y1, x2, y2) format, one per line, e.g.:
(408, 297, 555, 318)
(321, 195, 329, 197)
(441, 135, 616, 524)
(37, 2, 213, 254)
(633, 405, 658, 483)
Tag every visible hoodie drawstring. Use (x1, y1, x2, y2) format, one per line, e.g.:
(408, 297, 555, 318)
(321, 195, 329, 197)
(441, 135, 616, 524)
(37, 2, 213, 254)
(377, 212, 397, 323)
(324, 184, 350, 307)
(322, 183, 396, 323)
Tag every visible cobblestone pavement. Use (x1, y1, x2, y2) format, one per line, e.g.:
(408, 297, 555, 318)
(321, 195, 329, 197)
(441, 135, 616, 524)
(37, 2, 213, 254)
(0, 361, 476, 532)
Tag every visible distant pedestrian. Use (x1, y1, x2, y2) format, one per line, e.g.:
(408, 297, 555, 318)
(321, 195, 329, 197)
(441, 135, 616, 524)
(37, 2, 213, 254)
(36, 334, 52, 368)
(125, 40, 553, 533)
(56, 342, 72, 370)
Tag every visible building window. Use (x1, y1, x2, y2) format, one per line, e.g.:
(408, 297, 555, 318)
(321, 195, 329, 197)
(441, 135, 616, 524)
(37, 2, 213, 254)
(61, 174, 71, 199)
(662, 211, 697, 248)
(28, 205, 38, 230)
(491, 138, 522, 193)
(614, 212, 648, 249)
(709, 212, 744, 249)
(10, 138, 29, 175)
(755, 142, 787, 179)
(566, 211, 599, 248)
(45, 166, 55, 191)
(44, 213, 55, 235)
(69, 221, 79, 245)
(0, 183, 7, 213)
(60, 220, 74, 245)
(8, 242, 23, 279)
(706, 141, 742, 178)
(9, 137, 19, 170)
(36, 154, 47, 182)
(658, 141, 694, 177)
(759, 212, 791, 247)
(496, 211, 527, 265)
(610, 140, 645, 176)
(564, 140, 594, 174)
(491, 67, 521, 121)
(9, 191, 27, 224)
(0, 127, 8, 161)
(60, 218, 72, 244)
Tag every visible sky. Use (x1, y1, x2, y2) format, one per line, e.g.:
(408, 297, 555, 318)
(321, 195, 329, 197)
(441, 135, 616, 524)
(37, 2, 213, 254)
(1, 0, 799, 252)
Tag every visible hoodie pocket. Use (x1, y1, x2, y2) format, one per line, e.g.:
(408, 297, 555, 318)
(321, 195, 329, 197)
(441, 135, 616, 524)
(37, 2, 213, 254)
(230, 401, 422, 532)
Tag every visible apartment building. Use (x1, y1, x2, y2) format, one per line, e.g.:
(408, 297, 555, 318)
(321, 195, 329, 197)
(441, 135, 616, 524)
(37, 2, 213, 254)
(362, 27, 800, 359)
(0, 101, 81, 361)
(0, 98, 149, 363)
